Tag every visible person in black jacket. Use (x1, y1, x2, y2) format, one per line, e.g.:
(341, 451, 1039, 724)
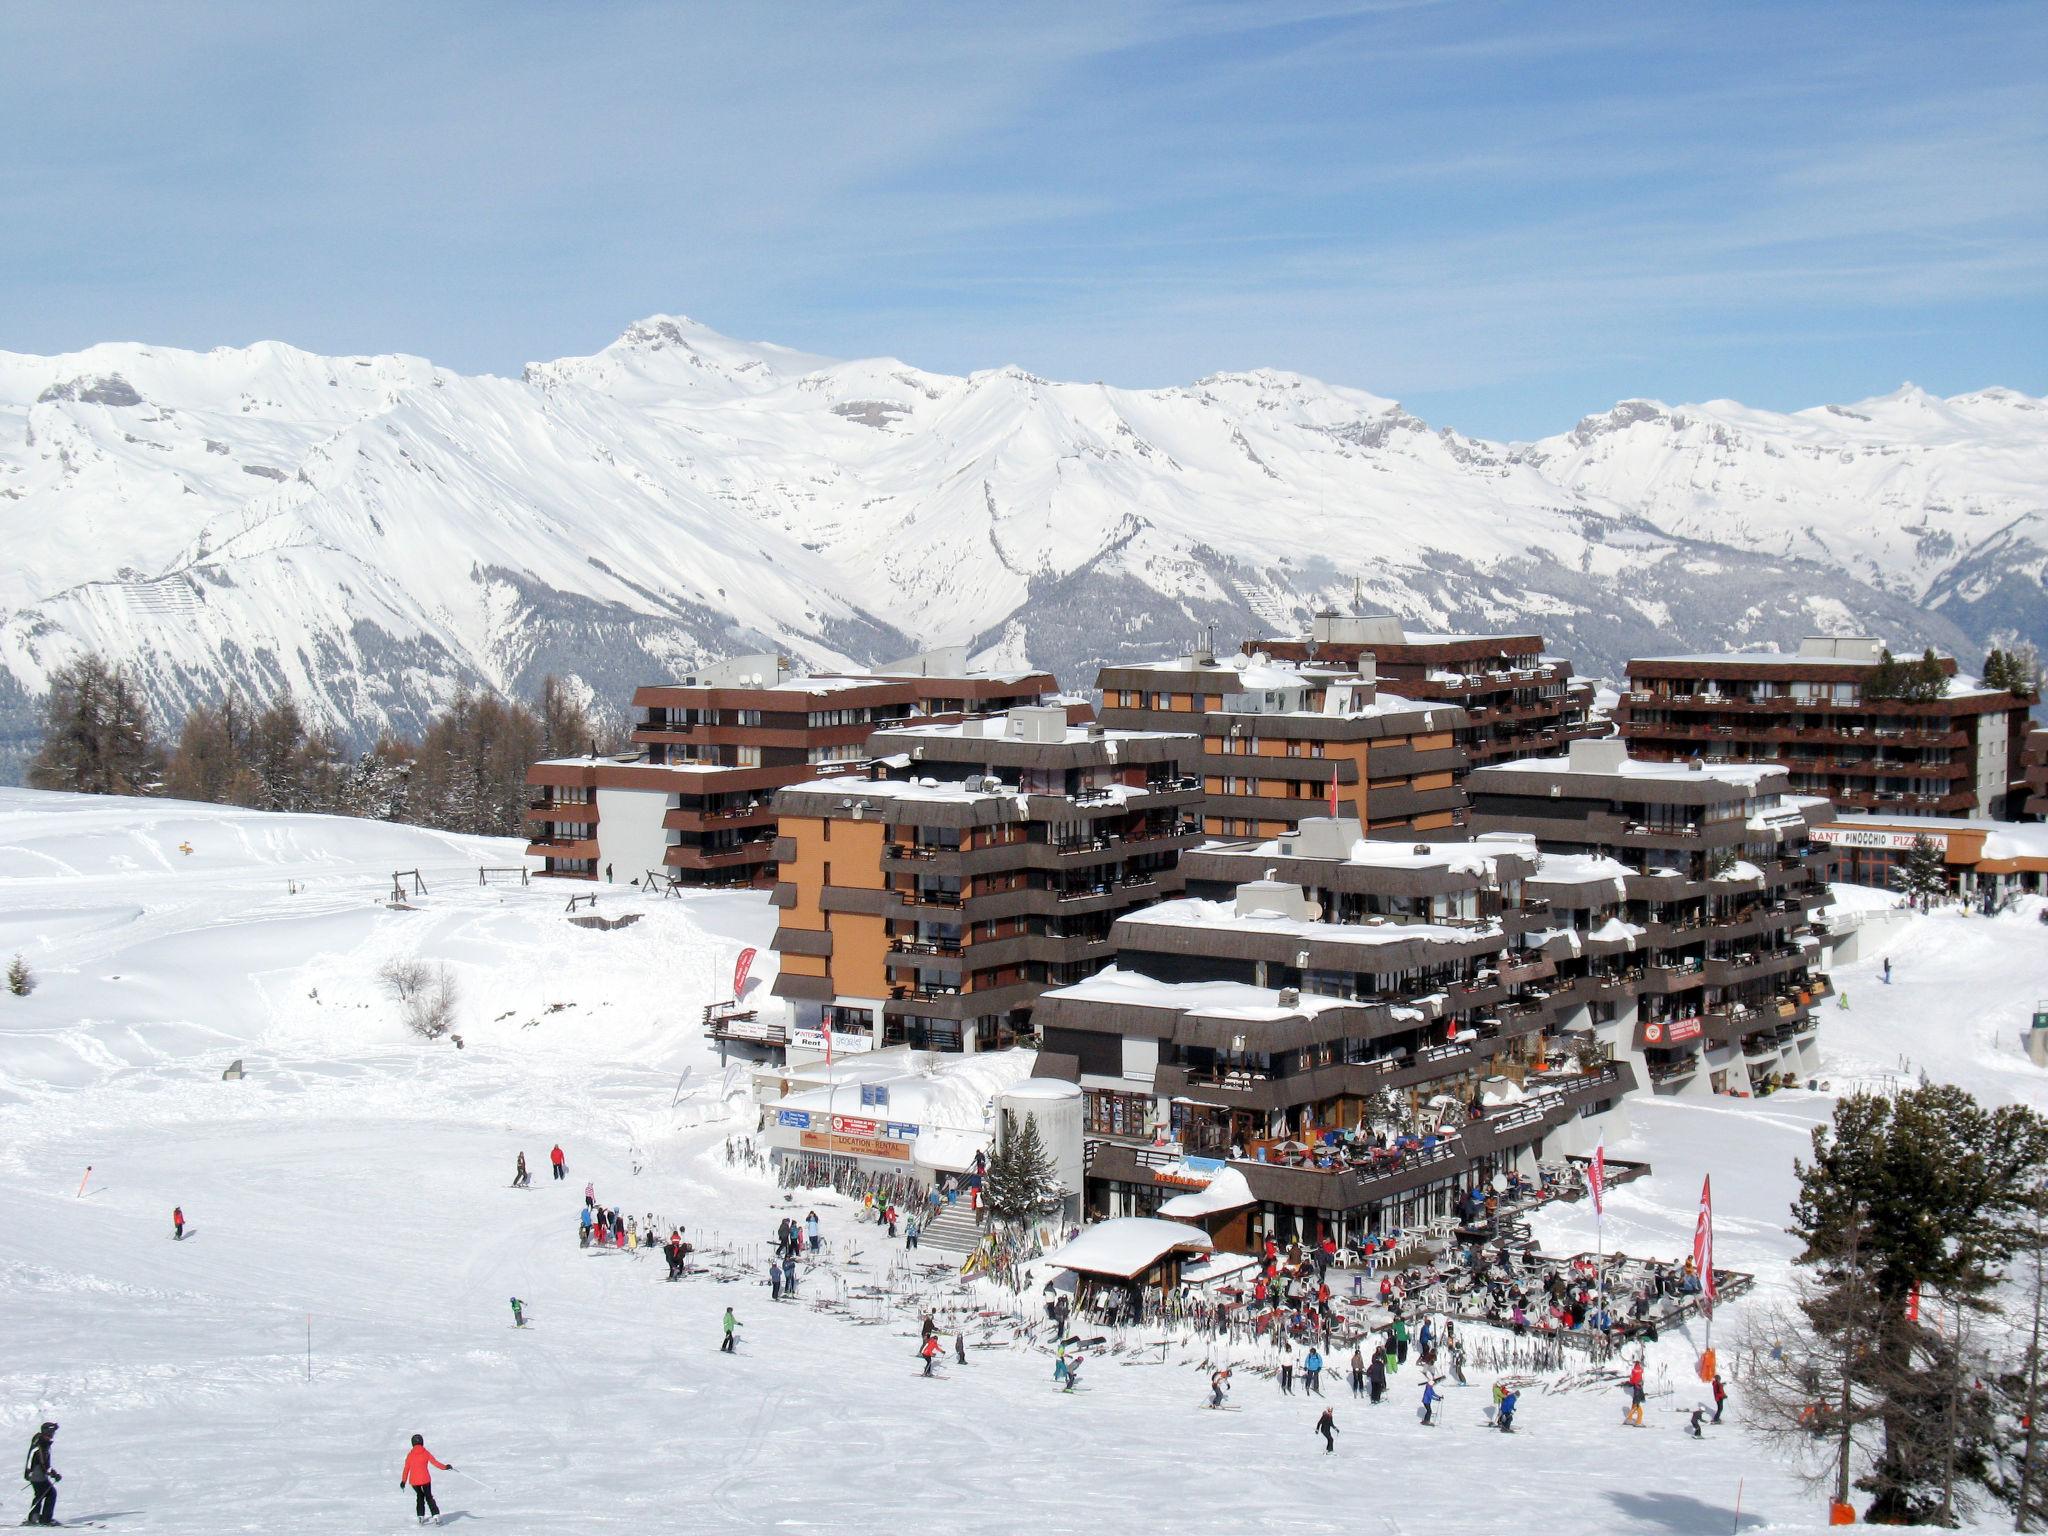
(23, 1422, 59, 1527)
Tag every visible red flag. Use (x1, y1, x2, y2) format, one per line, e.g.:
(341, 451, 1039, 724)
(1589, 1136, 1607, 1217)
(732, 947, 757, 999)
(1327, 773, 1340, 818)
(1694, 1175, 1716, 1303)
(1905, 1284, 1920, 1323)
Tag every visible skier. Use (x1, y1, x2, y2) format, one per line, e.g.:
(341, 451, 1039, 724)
(1497, 1387, 1519, 1432)
(805, 1210, 821, 1254)
(1488, 1380, 1505, 1426)
(173, 1205, 185, 1240)
(1623, 1358, 1647, 1427)
(1278, 1340, 1295, 1396)
(1303, 1346, 1324, 1396)
(920, 1335, 942, 1376)
(550, 1143, 566, 1180)
(1349, 1345, 1366, 1397)
(1688, 1405, 1706, 1439)
(781, 1256, 797, 1298)
(1209, 1368, 1232, 1409)
(584, 1181, 595, 1207)
(399, 1433, 452, 1525)
(955, 1333, 967, 1367)
(1420, 1377, 1440, 1426)
(1054, 1339, 1069, 1385)
(905, 1217, 919, 1251)
(510, 1296, 526, 1328)
(1367, 1348, 1387, 1404)
(769, 1261, 782, 1301)
(1882, 957, 1892, 984)
(721, 1308, 741, 1353)
(579, 1206, 593, 1248)
(513, 1152, 529, 1187)
(22, 1421, 59, 1528)
(1315, 1406, 1338, 1453)
(1063, 1354, 1083, 1393)
(1711, 1372, 1728, 1424)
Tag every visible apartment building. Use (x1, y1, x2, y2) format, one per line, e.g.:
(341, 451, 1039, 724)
(2026, 728, 2048, 819)
(1465, 737, 1835, 1099)
(1618, 636, 2035, 820)
(523, 648, 1060, 885)
(1030, 819, 1637, 1252)
(1095, 648, 1468, 839)
(767, 707, 1203, 1056)
(1250, 608, 1598, 766)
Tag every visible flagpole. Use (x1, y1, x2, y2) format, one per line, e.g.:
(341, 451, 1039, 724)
(1590, 1134, 1607, 1327)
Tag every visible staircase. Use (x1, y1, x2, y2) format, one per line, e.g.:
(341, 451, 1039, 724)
(917, 1201, 984, 1255)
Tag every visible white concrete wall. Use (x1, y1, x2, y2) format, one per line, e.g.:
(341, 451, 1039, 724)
(1977, 710, 2012, 813)
(594, 786, 672, 882)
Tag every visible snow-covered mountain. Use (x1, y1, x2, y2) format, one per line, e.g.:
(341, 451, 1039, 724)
(2, 315, 2040, 772)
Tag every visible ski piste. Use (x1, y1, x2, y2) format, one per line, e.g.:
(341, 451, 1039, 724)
(6, 793, 2040, 1530)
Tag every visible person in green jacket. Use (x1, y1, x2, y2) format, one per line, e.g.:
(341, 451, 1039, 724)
(720, 1307, 741, 1353)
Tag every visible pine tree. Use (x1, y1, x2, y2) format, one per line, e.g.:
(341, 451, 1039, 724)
(1789, 1086, 2048, 1522)
(1865, 648, 1903, 702)
(26, 653, 163, 796)
(5, 954, 31, 997)
(983, 1109, 1063, 1224)
(1893, 835, 1947, 910)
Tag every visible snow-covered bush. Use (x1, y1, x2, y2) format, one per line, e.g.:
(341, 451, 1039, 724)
(5, 954, 31, 996)
(379, 957, 457, 1038)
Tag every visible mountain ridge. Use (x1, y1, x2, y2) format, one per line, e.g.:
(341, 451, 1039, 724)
(2, 314, 2040, 775)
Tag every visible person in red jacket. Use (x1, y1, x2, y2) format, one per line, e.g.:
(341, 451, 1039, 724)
(549, 1143, 566, 1181)
(401, 1434, 452, 1524)
(920, 1334, 943, 1377)
(173, 1206, 185, 1240)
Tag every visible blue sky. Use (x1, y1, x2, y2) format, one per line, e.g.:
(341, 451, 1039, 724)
(1, 1, 2042, 439)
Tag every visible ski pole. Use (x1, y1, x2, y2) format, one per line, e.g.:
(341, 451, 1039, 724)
(447, 1466, 492, 1492)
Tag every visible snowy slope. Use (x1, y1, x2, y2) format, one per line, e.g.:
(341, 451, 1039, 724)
(3, 789, 2047, 1533)
(3, 317, 2040, 772)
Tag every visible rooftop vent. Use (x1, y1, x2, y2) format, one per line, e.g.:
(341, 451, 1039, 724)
(1566, 737, 1629, 775)
(1006, 705, 1069, 744)
(1413, 843, 1431, 856)
(1277, 986, 1300, 1008)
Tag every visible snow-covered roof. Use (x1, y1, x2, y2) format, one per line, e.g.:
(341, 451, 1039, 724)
(1040, 966, 1352, 1021)
(1156, 1166, 1256, 1217)
(1003, 1078, 1083, 1103)
(1044, 1218, 1214, 1279)
(1481, 753, 1778, 788)
(773, 1048, 1038, 1129)
(1122, 896, 1497, 950)
(1527, 851, 1633, 887)
(1259, 830, 1524, 875)
(779, 775, 1016, 805)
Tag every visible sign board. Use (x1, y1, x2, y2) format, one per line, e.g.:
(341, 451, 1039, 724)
(800, 1129, 911, 1162)
(1642, 1015, 1703, 1046)
(859, 1084, 890, 1109)
(1812, 826, 1946, 854)
(791, 1027, 874, 1057)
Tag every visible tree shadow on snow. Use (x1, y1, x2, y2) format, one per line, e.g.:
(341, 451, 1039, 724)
(1605, 1490, 1765, 1533)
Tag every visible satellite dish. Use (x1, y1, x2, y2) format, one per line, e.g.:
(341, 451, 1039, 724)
(1491, 1173, 1509, 1195)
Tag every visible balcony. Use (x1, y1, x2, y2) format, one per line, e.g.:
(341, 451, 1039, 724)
(523, 799, 598, 823)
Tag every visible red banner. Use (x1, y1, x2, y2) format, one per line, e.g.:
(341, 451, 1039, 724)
(1694, 1175, 1716, 1304)
(732, 947, 757, 999)
(1590, 1137, 1607, 1217)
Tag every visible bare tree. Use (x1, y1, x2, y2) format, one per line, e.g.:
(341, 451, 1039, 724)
(1737, 1219, 1889, 1514)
